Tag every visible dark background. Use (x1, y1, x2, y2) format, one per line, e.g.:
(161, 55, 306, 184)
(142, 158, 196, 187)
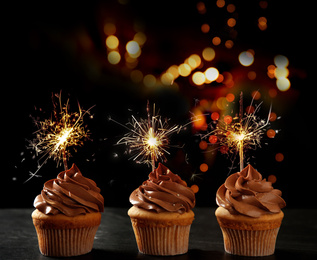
(2, 0, 314, 209)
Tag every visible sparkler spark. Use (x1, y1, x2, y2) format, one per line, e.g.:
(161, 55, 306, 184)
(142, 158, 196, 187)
(26, 94, 93, 182)
(203, 92, 272, 171)
(110, 102, 195, 171)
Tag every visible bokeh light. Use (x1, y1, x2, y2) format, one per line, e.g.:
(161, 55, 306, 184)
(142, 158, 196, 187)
(199, 140, 208, 150)
(212, 36, 221, 45)
(190, 184, 199, 193)
(276, 78, 291, 91)
(275, 153, 284, 162)
(268, 175, 277, 184)
(143, 74, 156, 87)
(274, 55, 289, 67)
(200, 163, 208, 172)
(205, 67, 219, 81)
(178, 63, 192, 77)
(126, 41, 140, 55)
(267, 129, 276, 138)
(202, 47, 216, 61)
(103, 23, 116, 35)
(211, 112, 220, 121)
(107, 51, 121, 64)
(192, 71, 205, 86)
(106, 35, 119, 49)
(239, 51, 254, 66)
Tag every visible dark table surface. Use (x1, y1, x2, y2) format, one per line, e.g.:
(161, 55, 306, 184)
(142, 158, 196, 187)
(1, 208, 316, 260)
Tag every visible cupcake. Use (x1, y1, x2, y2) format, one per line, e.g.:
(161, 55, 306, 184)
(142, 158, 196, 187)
(215, 164, 286, 256)
(32, 164, 104, 257)
(128, 163, 195, 256)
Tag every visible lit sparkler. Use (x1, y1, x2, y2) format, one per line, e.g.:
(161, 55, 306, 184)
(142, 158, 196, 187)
(203, 92, 272, 171)
(26, 93, 93, 182)
(110, 101, 195, 172)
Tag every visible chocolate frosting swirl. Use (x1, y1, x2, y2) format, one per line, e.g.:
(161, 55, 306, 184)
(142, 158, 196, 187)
(216, 164, 286, 218)
(34, 164, 104, 216)
(130, 163, 195, 214)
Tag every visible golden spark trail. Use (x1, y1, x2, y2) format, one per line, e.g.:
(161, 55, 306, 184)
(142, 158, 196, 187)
(203, 91, 272, 171)
(109, 102, 198, 171)
(26, 94, 93, 182)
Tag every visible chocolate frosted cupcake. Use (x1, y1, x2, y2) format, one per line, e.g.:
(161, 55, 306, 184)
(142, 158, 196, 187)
(128, 163, 195, 256)
(32, 164, 104, 257)
(215, 164, 286, 256)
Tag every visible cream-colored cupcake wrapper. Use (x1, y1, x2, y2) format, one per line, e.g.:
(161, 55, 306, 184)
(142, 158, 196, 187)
(34, 226, 99, 257)
(220, 227, 280, 256)
(132, 224, 191, 256)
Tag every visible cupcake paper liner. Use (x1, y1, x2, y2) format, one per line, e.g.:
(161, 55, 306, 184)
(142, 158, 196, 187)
(131, 224, 191, 256)
(34, 226, 99, 257)
(219, 227, 280, 256)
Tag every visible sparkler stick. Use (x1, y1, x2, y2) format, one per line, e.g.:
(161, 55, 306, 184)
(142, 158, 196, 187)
(26, 93, 93, 182)
(239, 92, 244, 171)
(147, 100, 156, 172)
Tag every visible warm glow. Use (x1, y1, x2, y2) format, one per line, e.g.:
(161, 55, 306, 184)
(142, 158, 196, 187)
(192, 109, 206, 129)
(104, 23, 116, 35)
(248, 71, 257, 80)
(143, 74, 156, 87)
(251, 90, 261, 100)
(130, 70, 143, 83)
(147, 128, 160, 147)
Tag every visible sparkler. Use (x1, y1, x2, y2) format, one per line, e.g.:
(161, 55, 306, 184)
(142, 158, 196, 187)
(203, 92, 272, 171)
(26, 93, 93, 182)
(109, 101, 195, 172)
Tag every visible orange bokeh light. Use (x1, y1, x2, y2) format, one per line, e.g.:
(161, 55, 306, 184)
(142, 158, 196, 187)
(275, 153, 284, 162)
(267, 129, 276, 138)
(209, 135, 217, 144)
(224, 115, 232, 124)
(200, 163, 209, 172)
(226, 93, 235, 102)
(199, 140, 208, 150)
(211, 112, 220, 121)
(191, 184, 199, 193)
